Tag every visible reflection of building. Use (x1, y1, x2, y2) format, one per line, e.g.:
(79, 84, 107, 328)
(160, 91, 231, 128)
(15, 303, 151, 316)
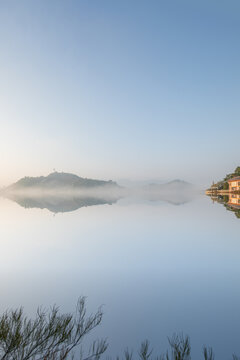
(228, 177, 240, 191)
(206, 192, 240, 219)
(228, 194, 240, 209)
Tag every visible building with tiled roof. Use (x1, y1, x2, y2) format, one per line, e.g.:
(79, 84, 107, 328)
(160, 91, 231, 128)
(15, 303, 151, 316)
(227, 177, 240, 191)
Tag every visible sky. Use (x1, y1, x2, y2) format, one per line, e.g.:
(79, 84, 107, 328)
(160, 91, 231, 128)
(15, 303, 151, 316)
(0, 0, 239, 187)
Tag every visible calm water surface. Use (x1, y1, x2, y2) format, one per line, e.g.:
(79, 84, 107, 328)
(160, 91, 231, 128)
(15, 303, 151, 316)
(0, 195, 239, 359)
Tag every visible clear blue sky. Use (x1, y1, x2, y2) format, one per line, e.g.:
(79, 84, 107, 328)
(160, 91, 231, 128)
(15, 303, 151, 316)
(0, 0, 239, 186)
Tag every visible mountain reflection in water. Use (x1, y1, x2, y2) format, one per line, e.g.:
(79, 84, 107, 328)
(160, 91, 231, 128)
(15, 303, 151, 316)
(4, 193, 117, 213)
(2, 188, 197, 213)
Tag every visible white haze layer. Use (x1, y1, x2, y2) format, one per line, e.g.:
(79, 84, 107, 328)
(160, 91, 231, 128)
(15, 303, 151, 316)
(2, 183, 200, 205)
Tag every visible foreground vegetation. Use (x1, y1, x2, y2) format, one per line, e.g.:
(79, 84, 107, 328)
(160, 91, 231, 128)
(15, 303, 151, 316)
(0, 297, 238, 360)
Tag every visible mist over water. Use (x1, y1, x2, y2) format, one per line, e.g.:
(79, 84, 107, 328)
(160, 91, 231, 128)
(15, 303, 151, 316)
(0, 185, 239, 360)
(2, 181, 200, 213)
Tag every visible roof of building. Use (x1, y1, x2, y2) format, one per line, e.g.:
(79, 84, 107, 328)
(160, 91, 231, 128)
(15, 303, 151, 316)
(227, 176, 240, 182)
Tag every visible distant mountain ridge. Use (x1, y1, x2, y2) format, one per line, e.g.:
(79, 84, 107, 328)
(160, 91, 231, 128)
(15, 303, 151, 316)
(144, 179, 194, 190)
(7, 172, 119, 190)
(1, 174, 198, 212)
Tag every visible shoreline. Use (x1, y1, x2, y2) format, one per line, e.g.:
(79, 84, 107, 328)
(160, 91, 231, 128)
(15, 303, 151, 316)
(205, 190, 240, 195)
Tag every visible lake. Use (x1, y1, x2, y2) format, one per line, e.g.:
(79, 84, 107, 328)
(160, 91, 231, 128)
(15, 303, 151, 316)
(0, 194, 239, 359)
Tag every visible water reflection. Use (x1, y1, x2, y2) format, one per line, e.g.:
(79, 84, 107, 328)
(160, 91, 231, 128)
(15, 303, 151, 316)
(2, 189, 197, 213)
(228, 193, 240, 208)
(0, 193, 239, 359)
(207, 193, 240, 219)
(4, 193, 118, 213)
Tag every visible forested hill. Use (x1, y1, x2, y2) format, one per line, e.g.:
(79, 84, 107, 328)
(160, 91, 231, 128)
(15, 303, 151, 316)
(209, 166, 240, 190)
(8, 172, 119, 190)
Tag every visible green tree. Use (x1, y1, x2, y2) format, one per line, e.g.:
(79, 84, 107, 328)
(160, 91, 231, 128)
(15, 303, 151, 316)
(234, 167, 240, 176)
(0, 297, 107, 360)
(0, 301, 239, 360)
(117, 334, 215, 360)
(235, 210, 240, 219)
(223, 182, 229, 190)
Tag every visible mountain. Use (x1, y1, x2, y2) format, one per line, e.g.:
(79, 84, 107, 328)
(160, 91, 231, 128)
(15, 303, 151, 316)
(144, 179, 194, 191)
(7, 172, 120, 190)
(3, 172, 121, 213)
(2, 174, 197, 211)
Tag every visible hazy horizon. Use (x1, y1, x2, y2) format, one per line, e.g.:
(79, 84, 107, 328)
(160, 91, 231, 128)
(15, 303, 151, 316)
(0, 167, 236, 189)
(0, 169, 210, 189)
(1, 0, 239, 187)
